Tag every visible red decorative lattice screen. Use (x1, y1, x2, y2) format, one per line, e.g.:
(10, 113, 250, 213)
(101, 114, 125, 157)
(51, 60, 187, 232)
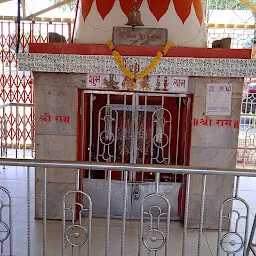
(0, 20, 72, 150)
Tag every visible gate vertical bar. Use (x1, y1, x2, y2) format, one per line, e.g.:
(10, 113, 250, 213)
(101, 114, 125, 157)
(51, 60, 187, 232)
(132, 94, 139, 180)
(81, 92, 85, 162)
(15, 106, 18, 158)
(121, 95, 127, 181)
(76, 168, 80, 191)
(246, 214, 256, 256)
(105, 170, 112, 256)
(43, 168, 47, 256)
(62, 197, 65, 256)
(155, 172, 160, 194)
(182, 174, 191, 256)
(142, 96, 147, 182)
(4, 107, 7, 159)
(235, 176, 240, 198)
(27, 166, 31, 256)
(129, 94, 136, 181)
(217, 198, 223, 256)
(184, 97, 191, 165)
(89, 93, 93, 178)
(23, 104, 26, 158)
(1, 109, 3, 158)
(9, 190, 13, 256)
(106, 94, 111, 179)
(197, 175, 206, 256)
(176, 97, 182, 166)
(121, 170, 128, 255)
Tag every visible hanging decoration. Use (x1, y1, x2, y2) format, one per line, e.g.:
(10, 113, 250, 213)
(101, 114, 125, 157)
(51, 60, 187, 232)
(192, 0, 204, 25)
(96, 0, 115, 19)
(125, 0, 145, 28)
(147, 0, 171, 21)
(81, 0, 204, 24)
(173, 0, 203, 25)
(120, 0, 143, 19)
(173, 0, 192, 24)
(106, 40, 173, 88)
(82, 0, 94, 21)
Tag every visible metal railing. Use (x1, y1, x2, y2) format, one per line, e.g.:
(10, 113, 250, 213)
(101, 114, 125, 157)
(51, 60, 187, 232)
(0, 158, 255, 255)
(247, 214, 256, 255)
(238, 91, 256, 166)
(0, 103, 34, 159)
(0, 20, 72, 152)
(207, 27, 255, 49)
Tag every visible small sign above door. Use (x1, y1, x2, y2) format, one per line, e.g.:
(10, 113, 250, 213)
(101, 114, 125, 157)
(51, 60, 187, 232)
(171, 77, 189, 93)
(113, 27, 168, 46)
(84, 73, 189, 94)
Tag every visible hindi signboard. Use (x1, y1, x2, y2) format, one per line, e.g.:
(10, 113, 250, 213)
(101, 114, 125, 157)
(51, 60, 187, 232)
(206, 83, 232, 116)
(113, 27, 168, 46)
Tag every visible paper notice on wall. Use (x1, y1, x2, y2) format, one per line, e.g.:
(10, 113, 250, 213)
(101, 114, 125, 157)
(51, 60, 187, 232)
(206, 83, 232, 116)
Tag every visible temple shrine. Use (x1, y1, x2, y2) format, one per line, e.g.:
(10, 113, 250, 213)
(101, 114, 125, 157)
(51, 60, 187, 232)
(18, 0, 254, 229)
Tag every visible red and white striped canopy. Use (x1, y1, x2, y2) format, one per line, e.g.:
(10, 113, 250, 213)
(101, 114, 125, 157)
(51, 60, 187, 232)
(82, 0, 204, 25)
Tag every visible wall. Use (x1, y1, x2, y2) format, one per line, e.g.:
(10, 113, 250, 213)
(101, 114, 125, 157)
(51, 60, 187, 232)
(74, 0, 207, 48)
(34, 73, 85, 219)
(33, 72, 243, 225)
(188, 77, 243, 229)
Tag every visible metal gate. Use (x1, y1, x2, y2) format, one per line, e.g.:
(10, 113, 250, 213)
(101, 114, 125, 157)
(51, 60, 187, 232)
(80, 90, 192, 219)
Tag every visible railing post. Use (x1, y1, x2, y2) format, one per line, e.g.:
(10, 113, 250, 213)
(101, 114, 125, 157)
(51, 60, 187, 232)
(121, 170, 128, 256)
(43, 167, 47, 256)
(155, 172, 160, 194)
(23, 105, 26, 158)
(27, 167, 31, 256)
(182, 174, 191, 256)
(247, 214, 256, 256)
(105, 170, 112, 256)
(15, 105, 18, 159)
(197, 175, 207, 256)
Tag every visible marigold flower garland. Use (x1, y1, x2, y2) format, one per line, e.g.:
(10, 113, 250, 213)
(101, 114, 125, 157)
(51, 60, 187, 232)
(107, 40, 173, 88)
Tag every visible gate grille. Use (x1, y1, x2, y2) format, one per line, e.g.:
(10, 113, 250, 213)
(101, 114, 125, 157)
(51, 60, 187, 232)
(0, 20, 72, 149)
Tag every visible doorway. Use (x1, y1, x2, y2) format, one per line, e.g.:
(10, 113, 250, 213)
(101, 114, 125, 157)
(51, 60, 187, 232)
(79, 90, 192, 219)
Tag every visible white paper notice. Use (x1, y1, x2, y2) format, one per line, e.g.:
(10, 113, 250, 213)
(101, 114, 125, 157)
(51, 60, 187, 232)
(206, 83, 232, 116)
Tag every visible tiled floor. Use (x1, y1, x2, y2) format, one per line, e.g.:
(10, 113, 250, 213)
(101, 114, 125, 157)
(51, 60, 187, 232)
(0, 151, 256, 255)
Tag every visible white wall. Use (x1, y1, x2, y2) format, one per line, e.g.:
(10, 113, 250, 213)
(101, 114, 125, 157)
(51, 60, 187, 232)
(74, 0, 207, 48)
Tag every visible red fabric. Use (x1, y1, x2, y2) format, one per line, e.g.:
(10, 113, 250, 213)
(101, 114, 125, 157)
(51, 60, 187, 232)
(81, 0, 204, 24)
(120, 0, 143, 18)
(173, 0, 193, 24)
(82, 0, 94, 21)
(147, 0, 171, 21)
(193, 0, 204, 25)
(97, 0, 115, 19)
